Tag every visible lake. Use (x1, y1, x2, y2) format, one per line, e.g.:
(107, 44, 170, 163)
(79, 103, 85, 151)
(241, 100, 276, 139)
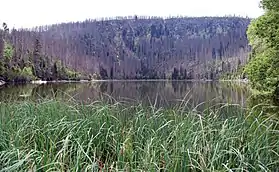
(0, 81, 250, 110)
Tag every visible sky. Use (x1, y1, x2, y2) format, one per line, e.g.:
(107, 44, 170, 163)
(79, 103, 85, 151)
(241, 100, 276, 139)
(0, 0, 264, 29)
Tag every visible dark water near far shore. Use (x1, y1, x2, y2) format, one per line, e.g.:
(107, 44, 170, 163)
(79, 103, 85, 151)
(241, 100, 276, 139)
(0, 81, 251, 110)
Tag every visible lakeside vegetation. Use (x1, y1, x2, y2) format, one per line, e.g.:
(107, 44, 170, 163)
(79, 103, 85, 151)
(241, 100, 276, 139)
(245, 0, 279, 98)
(0, 100, 278, 171)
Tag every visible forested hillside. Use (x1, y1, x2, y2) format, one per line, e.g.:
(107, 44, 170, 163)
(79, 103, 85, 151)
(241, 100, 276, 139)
(0, 16, 251, 81)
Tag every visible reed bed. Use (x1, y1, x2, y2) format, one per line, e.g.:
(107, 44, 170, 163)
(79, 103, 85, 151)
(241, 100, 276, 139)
(0, 100, 278, 171)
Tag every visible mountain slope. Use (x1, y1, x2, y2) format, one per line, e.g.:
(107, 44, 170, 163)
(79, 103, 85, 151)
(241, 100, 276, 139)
(1, 16, 251, 80)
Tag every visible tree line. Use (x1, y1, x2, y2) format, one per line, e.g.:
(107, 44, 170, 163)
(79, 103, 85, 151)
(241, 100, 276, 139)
(1, 16, 251, 82)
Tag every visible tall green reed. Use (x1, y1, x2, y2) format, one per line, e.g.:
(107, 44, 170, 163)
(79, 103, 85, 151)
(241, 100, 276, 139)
(0, 99, 278, 171)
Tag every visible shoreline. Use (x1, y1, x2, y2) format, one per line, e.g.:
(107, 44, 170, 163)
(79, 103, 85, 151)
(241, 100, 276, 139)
(0, 78, 249, 86)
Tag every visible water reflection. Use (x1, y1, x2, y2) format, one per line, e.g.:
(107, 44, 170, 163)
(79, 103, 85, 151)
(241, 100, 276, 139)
(0, 81, 251, 109)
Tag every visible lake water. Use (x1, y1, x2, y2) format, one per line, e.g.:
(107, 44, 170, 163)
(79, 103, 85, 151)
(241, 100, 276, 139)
(0, 81, 250, 110)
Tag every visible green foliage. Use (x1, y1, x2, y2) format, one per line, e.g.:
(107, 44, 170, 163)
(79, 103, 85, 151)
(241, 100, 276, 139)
(0, 38, 82, 82)
(221, 65, 246, 80)
(65, 68, 81, 80)
(0, 42, 14, 80)
(0, 25, 83, 83)
(20, 67, 37, 80)
(3, 66, 36, 82)
(51, 60, 81, 81)
(245, 0, 279, 96)
(260, 0, 279, 11)
(3, 42, 13, 61)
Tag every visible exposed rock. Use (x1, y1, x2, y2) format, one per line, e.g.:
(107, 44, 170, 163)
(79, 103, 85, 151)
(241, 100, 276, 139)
(0, 80, 5, 86)
(80, 80, 89, 83)
(31, 80, 47, 84)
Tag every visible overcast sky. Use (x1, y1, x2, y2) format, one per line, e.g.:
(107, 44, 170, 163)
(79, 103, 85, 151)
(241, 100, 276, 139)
(0, 0, 264, 29)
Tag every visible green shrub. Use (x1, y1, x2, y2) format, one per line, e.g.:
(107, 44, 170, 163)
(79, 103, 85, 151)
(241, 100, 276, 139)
(245, 1, 279, 96)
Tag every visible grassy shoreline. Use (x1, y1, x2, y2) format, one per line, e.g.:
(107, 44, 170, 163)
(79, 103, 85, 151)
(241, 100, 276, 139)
(0, 100, 278, 171)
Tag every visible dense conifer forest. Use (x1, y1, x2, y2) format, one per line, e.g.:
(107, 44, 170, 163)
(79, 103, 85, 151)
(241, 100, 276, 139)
(0, 16, 251, 82)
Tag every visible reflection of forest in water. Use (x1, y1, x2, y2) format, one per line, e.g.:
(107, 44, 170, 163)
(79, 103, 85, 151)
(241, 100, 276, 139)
(0, 81, 251, 109)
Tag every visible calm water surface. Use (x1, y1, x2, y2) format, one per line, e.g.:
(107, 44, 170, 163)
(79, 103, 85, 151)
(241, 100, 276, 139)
(0, 81, 250, 109)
